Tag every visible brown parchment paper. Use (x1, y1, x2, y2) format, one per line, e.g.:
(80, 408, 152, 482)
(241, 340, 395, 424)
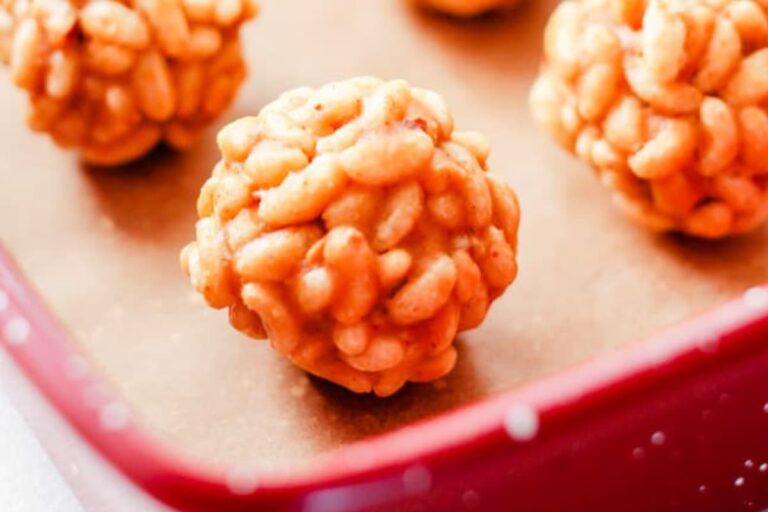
(2, 0, 768, 473)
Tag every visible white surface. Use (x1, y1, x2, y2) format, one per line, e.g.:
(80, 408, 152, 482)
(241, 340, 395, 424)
(0, 351, 170, 512)
(0, 384, 82, 512)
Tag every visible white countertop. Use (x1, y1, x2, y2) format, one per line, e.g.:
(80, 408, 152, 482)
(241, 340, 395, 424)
(0, 350, 170, 512)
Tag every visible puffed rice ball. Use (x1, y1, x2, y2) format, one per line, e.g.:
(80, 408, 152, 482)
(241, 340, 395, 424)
(180, 77, 520, 396)
(0, 0, 257, 166)
(414, 0, 522, 17)
(531, 0, 768, 238)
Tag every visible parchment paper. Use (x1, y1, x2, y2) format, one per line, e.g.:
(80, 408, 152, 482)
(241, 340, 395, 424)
(2, 0, 767, 472)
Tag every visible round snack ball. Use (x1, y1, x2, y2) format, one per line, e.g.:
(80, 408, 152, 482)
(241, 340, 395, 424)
(414, 0, 522, 17)
(180, 77, 520, 397)
(0, 0, 257, 166)
(530, 0, 768, 238)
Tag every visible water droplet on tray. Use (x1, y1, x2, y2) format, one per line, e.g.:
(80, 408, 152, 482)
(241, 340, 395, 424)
(504, 403, 539, 442)
(3, 316, 30, 345)
(651, 431, 666, 446)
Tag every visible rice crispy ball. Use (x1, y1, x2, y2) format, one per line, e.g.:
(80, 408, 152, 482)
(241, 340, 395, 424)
(0, 0, 257, 166)
(180, 77, 520, 397)
(530, 0, 768, 238)
(414, 0, 522, 17)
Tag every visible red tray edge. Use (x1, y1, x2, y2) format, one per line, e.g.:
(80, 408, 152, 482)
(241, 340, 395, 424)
(2, 242, 768, 511)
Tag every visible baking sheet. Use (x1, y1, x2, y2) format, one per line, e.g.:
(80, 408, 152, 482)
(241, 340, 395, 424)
(2, 0, 768, 473)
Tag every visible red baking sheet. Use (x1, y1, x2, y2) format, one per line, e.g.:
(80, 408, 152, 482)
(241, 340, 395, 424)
(4, 242, 768, 511)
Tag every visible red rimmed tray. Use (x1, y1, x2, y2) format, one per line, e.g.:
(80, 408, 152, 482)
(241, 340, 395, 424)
(3, 242, 768, 511)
